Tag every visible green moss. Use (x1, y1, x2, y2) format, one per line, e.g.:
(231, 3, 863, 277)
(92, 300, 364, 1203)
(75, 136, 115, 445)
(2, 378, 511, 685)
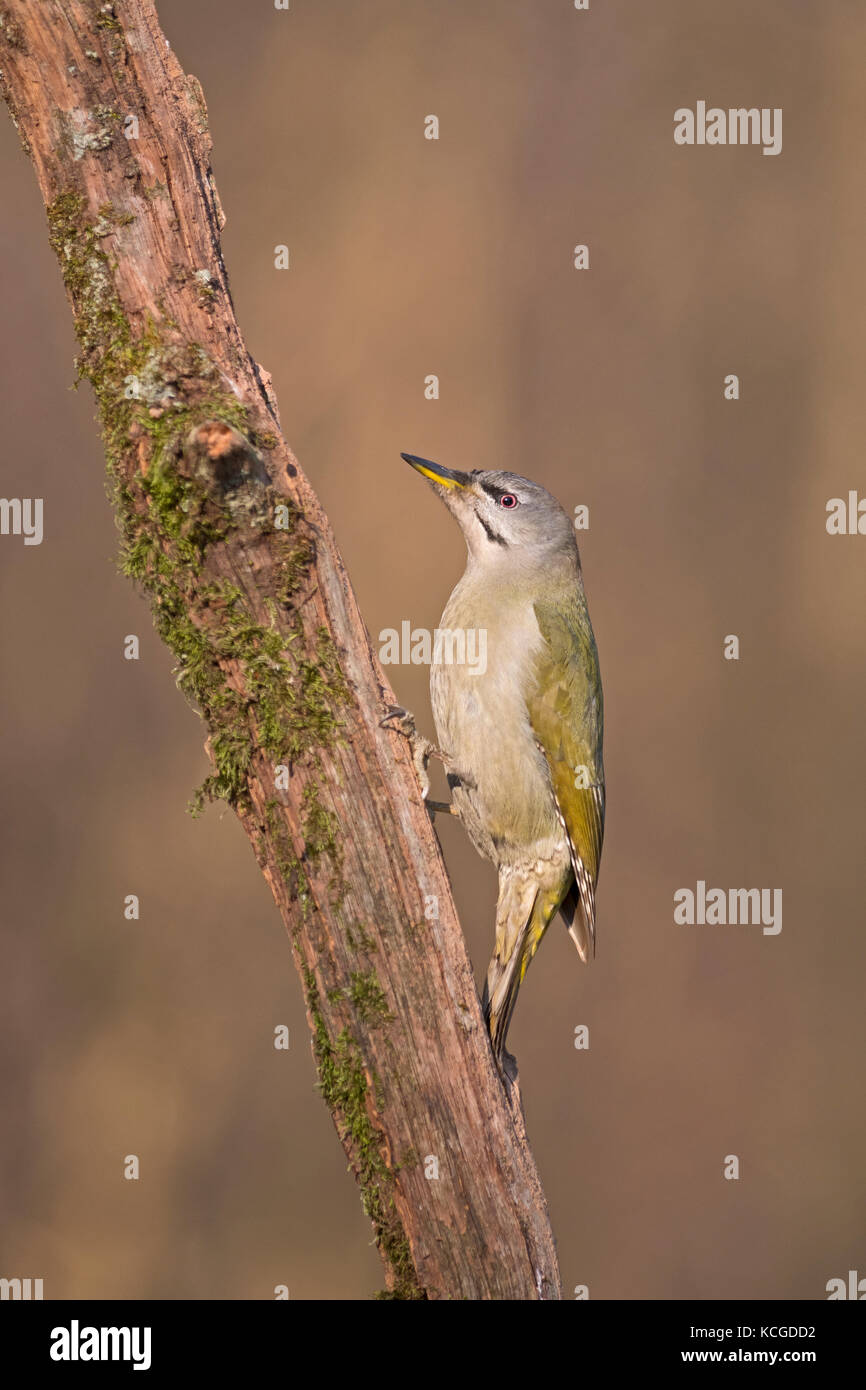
(47, 190, 130, 383)
(296, 629, 351, 749)
(97, 199, 133, 227)
(261, 798, 310, 911)
(274, 527, 315, 606)
(301, 783, 340, 863)
(324, 967, 393, 1027)
(94, 3, 122, 31)
(346, 969, 394, 1027)
(48, 193, 247, 464)
(46, 187, 352, 890)
(186, 588, 349, 814)
(346, 922, 378, 953)
(303, 968, 423, 1300)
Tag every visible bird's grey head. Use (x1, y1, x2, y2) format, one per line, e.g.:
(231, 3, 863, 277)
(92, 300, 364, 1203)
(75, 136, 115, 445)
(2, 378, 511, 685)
(402, 453, 578, 572)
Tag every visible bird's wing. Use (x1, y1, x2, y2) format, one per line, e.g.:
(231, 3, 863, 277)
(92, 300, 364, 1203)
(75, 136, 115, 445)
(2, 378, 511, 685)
(527, 597, 605, 960)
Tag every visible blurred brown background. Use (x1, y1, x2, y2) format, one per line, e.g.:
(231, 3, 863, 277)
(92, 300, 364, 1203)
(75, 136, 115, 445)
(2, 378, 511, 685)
(1, 0, 864, 1300)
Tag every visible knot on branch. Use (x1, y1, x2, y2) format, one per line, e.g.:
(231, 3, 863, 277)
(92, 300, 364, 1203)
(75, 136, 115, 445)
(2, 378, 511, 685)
(185, 419, 271, 527)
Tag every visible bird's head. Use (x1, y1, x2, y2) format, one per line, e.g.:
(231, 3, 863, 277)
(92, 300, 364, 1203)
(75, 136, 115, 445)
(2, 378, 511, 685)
(402, 452, 578, 572)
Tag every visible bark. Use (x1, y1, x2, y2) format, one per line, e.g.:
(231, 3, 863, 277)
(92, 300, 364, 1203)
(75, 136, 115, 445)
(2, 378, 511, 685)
(0, 0, 561, 1299)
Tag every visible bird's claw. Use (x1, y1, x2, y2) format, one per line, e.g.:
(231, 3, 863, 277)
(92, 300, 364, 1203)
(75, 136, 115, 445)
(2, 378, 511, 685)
(380, 704, 420, 739)
(380, 704, 447, 805)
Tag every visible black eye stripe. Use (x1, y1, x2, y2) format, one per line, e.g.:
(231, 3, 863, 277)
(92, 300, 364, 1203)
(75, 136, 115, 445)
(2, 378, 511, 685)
(480, 481, 518, 505)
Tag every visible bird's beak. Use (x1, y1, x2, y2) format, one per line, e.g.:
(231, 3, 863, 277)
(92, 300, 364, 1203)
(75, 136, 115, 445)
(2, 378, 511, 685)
(401, 452, 471, 491)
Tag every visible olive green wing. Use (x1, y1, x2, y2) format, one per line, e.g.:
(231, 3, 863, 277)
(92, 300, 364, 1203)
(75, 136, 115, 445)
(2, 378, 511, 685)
(527, 597, 605, 961)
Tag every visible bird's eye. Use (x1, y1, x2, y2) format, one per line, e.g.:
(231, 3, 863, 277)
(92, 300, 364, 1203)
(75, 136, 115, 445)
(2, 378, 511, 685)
(499, 494, 518, 508)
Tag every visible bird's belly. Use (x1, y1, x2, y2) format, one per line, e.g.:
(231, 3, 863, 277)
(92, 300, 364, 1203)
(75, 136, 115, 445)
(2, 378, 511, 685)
(431, 655, 563, 867)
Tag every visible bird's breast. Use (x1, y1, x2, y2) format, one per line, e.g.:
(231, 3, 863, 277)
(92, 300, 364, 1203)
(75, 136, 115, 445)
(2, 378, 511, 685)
(430, 591, 562, 863)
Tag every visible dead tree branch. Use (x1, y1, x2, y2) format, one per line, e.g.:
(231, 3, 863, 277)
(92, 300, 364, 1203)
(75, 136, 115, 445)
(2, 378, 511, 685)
(0, 0, 561, 1299)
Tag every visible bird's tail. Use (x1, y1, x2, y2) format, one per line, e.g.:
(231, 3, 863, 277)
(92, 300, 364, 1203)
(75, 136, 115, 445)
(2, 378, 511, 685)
(483, 869, 563, 1061)
(558, 879, 595, 963)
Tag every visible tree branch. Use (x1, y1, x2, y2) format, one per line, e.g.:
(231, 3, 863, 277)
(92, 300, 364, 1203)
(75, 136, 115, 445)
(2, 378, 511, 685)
(0, 0, 561, 1299)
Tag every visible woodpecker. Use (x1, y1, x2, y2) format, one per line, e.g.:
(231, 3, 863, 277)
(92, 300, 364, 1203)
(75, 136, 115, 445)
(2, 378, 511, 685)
(398, 452, 605, 1062)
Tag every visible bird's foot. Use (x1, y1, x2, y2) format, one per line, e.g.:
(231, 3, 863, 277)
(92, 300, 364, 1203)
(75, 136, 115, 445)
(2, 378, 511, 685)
(380, 705, 452, 810)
